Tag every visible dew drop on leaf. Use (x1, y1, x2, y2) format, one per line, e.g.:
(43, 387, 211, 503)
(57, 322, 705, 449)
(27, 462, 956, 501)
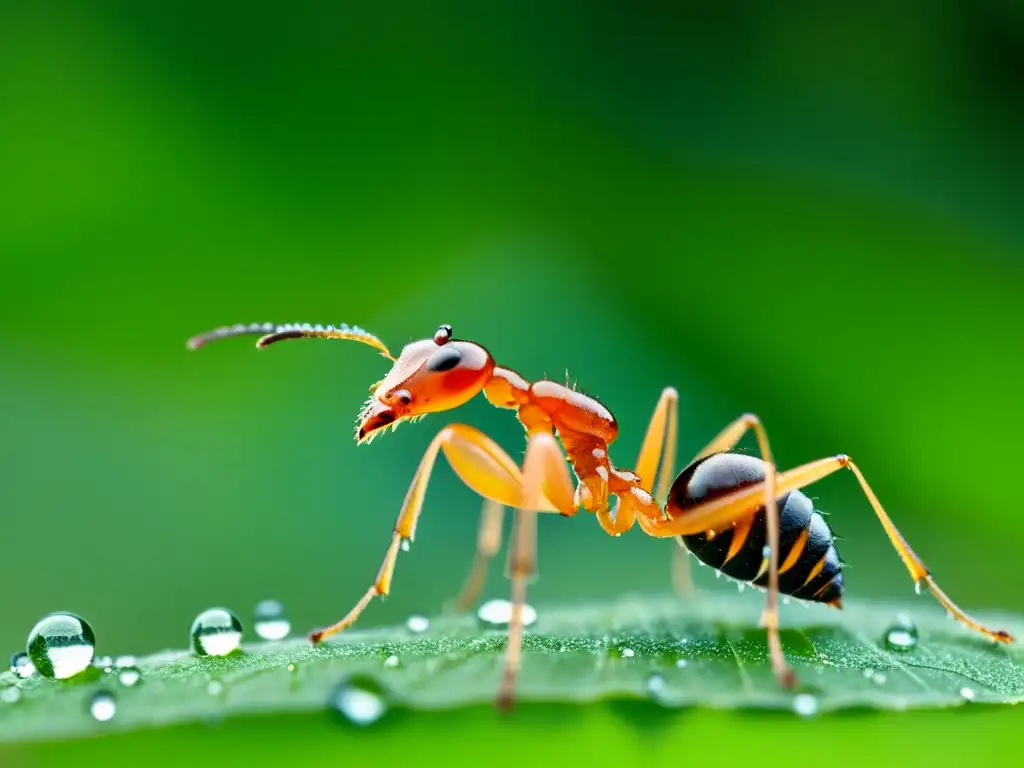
(10, 652, 35, 679)
(619, 647, 635, 658)
(330, 675, 389, 726)
(114, 655, 137, 669)
(476, 599, 538, 629)
(94, 655, 114, 672)
(646, 673, 669, 703)
(207, 680, 225, 696)
(88, 690, 117, 722)
(190, 608, 243, 657)
(793, 693, 819, 717)
(384, 655, 400, 668)
(960, 687, 976, 701)
(253, 599, 291, 641)
(675, 658, 689, 669)
(26, 612, 96, 679)
(405, 614, 430, 634)
(117, 666, 142, 687)
(1, 686, 21, 704)
(883, 612, 919, 652)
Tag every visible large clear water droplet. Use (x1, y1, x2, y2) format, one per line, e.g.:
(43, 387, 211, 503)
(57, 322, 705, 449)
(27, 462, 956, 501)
(10, 652, 35, 679)
(26, 612, 96, 679)
(330, 675, 389, 726)
(253, 599, 291, 641)
(476, 599, 538, 629)
(89, 690, 117, 722)
(405, 614, 430, 634)
(793, 693, 819, 717)
(883, 612, 918, 652)
(190, 608, 243, 657)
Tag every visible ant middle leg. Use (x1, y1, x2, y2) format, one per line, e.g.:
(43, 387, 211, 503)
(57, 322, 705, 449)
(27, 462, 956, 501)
(452, 499, 505, 612)
(646, 454, 1014, 645)
(635, 387, 697, 597)
(308, 423, 573, 644)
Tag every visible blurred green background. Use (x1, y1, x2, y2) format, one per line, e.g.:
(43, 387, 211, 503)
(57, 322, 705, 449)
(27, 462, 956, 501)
(3, 0, 1024, 760)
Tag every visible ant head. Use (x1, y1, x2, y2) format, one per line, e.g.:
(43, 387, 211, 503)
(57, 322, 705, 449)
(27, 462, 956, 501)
(356, 324, 494, 443)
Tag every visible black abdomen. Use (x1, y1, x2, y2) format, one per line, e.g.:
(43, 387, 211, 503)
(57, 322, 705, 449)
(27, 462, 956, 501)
(669, 453, 844, 605)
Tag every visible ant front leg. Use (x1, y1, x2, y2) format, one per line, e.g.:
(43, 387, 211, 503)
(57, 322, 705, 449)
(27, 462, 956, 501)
(308, 424, 573, 644)
(634, 387, 695, 596)
(497, 431, 577, 711)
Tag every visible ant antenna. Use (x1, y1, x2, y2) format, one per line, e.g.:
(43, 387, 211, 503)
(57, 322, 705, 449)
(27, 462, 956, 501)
(186, 322, 393, 359)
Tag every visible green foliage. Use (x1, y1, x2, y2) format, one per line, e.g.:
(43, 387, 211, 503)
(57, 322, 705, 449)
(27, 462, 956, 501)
(3, 593, 1021, 749)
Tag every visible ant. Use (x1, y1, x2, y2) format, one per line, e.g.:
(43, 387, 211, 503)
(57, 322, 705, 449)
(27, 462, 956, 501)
(187, 321, 1014, 709)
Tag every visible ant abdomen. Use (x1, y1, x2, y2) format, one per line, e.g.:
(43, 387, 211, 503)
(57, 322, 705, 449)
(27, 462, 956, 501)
(668, 453, 844, 606)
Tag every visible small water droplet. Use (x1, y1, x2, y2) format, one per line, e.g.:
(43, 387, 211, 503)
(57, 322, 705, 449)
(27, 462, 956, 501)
(190, 608, 243, 657)
(117, 666, 141, 687)
(793, 693, 819, 717)
(2, 686, 22, 704)
(10, 652, 35, 679)
(619, 647, 635, 658)
(675, 658, 689, 668)
(383, 654, 401, 669)
(872, 672, 887, 684)
(88, 690, 117, 722)
(960, 686, 976, 701)
(714, 571, 722, 579)
(762, 545, 771, 558)
(476, 599, 538, 629)
(914, 581, 923, 595)
(737, 582, 745, 593)
(207, 680, 225, 696)
(400, 539, 411, 552)
(405, 614, 430, 634)
(863, 668, 874, 678)
(287, 663, 297, 673)
(330, 676, 389, 726)
(114, 655, 137, 669)
(26, 612, 96, 679)
(94, 655, 114, 672)
(646, 673, 668, 702)
(253, 599, 291, 641)
(883, 613, 918, 652)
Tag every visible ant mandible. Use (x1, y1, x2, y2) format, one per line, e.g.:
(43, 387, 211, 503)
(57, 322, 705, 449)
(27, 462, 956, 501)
(187, 321, 1014, 709)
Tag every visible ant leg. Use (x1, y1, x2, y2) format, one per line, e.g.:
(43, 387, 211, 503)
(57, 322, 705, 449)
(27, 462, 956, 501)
(309, 424, 571, 644)
(452, 499, 505, 612)
(646, 455, 1014, 644)
(634, 387, 696, 597)
(693, 412, 791, 686)
(497, 431, 575, 711)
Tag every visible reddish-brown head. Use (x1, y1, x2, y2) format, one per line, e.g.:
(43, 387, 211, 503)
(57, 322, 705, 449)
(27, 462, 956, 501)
(356, 324, 495, 443)
(185, 320, 494, 444)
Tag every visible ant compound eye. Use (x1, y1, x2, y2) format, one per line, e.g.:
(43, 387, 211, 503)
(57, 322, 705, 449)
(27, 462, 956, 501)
(432, 324, 452, 345)
(393, 389, 413, 406)
(426, 346, 461, 372)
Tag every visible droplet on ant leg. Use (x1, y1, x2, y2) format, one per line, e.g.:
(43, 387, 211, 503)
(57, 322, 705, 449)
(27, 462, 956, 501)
(432, 325, 452, 345)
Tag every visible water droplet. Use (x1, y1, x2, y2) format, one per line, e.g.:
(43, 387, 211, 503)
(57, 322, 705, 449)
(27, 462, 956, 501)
(253, 599, 291, 641)
(675, 658, 689, 668)
(26, 612, 96, 679)
(114, 655, 137, 669)
(619, 647, 635, 658)
(872, 672, 887, 684)
(883, 613, 918, 652)
(914, 581, 923, 595)
(117, 666, 141, 687)
(862, 667, 874, 678)
(287, 663, 297, 673)
(2, 686, 22, 704)
(646, 673, 668, 702)
(793, 693, 819, 717)
(330, 676, 389, 726)
(476, 599, 538, 629)
(10, 652, 35, 679)
(384, 655, 400, 668)
(88, 690, 117, 722)
(400, 539, 411, 552)
(94, 655, 114, 672)
(960, 686, 976, 701)
(762, 545, 771, 558)
(190, 608, 243, 657)
(405, 614, 430, 634)
(207, 680, 225, 696)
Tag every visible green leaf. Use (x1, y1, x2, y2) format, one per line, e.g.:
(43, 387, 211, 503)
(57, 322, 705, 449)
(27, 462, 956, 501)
(2, 593, 1021, 747)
